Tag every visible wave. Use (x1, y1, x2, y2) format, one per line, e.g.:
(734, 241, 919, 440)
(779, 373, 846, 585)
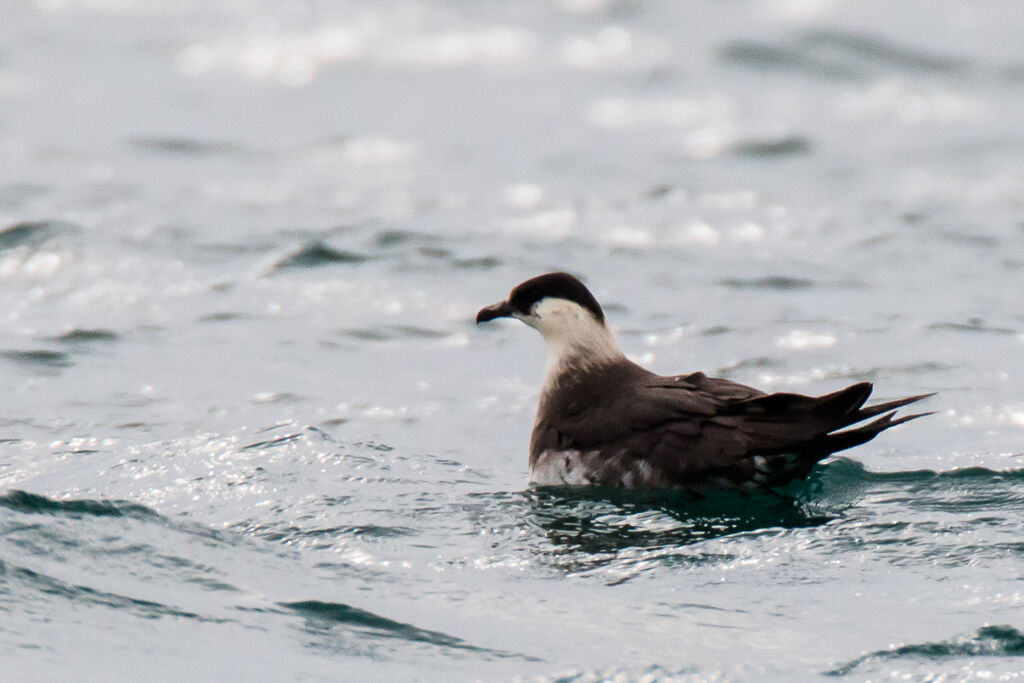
(0, 559, 217, 622)
(46, 328, 121, 344)
(284, 600, 467, 648)
(129, 136, 247, 157)
(273, 241, 370, 270)
(0, 349, 72, 370)
(721, 29, 970, 81)
(281, 600, 533, 660)
(241, 522, 416, 544)
(337, 325, 454, 342)
(0, 490, 159, 519)
(827, 625, 1024, 675)
(805, 456, 1024, 484)
(719, 275, 815, 290)
(0, 219, 81, 251)
(731, 135, 813, 159)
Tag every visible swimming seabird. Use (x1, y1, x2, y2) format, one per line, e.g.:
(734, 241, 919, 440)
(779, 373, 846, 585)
(476, 272, 932, 490)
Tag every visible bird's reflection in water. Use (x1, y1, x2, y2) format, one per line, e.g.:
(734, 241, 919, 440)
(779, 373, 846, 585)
(521, 472, 837, 578)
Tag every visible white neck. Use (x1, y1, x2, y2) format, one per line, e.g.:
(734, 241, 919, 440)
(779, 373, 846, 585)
(517, 298, 623, 383)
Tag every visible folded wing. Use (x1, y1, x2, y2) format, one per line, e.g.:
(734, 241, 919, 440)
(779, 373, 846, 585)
(532, 368, 932, 489)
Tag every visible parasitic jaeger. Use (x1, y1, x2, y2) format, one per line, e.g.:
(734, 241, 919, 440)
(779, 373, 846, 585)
(476, 272, 932, 490)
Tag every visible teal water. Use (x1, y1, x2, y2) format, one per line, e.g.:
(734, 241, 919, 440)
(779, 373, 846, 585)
(3, 428, 1022, 680)
(2, 0, 1023, 680)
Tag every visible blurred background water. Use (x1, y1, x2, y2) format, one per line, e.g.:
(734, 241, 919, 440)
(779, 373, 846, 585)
(1, 0, 1023, 680)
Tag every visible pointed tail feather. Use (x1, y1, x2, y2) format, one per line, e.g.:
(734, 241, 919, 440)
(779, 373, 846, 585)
(745, 389, 934, 485)
(758, 408, 934, 482)
(853, 392, 936, 422)
(824, 408, 935, 454)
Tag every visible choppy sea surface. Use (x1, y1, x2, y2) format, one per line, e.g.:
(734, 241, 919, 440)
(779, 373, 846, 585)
(2, 1, 1023, 680)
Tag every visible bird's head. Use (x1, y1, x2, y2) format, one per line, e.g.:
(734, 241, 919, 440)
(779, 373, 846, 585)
(476, 272, 621, 371)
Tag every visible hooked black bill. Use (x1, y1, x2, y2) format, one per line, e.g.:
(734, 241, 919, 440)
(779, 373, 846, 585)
(476, 301, 513, 324)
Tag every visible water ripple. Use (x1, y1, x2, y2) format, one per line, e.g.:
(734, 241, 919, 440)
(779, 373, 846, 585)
(0, 559, 223, 623)
(0, 350, 73, 370)
(0, 490, 159, 519)
(722, 29, 971, 80)
(827, 625, 1024, 676)
(731, 136, 813, 159)
(273, 241, 370, 270)
(46, 328, 121, 344)
(719, 275, 816, 291)
(129, 136, 247, 157)
(0, 220, 80, 251)
(282, 600, 534, 660)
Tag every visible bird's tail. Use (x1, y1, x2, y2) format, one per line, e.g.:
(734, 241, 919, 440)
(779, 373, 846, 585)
(745, 383, 934, 484)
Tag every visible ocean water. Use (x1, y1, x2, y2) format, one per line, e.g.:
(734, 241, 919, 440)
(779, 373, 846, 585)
(2, 0, 1023, 680)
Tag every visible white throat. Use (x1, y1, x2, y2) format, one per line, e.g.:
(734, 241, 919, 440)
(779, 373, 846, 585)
(516, 298, 623, 382)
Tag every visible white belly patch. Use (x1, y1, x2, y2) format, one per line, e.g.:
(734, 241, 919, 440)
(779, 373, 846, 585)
(530, 450, 593, 486)
(529, 449, 655, 488)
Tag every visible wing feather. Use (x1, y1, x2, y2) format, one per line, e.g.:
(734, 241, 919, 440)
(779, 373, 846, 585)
(531, 363, 931, 489)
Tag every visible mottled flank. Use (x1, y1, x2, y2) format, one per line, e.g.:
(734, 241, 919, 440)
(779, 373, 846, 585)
(532, 449, 668, 488)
